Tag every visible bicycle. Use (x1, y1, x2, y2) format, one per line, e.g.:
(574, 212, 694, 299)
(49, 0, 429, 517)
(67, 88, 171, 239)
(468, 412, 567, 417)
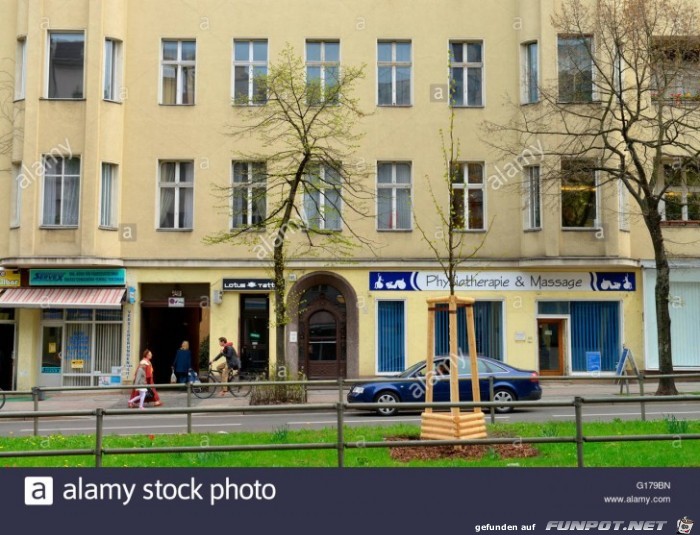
(191, 367, 255, 399)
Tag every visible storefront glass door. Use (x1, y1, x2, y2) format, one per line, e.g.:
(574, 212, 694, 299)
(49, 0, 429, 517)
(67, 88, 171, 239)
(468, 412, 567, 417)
(538, 319, 564, 375)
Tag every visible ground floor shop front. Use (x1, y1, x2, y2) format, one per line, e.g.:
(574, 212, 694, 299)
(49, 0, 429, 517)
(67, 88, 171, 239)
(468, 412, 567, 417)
(643, 262, 700, 370)
(0, 265, 648, 389)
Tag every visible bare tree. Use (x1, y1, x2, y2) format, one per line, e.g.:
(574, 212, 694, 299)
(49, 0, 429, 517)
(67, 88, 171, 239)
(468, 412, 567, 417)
(206, 44, 372, 371)
(484, 0, 700, 394)
(0, 65, 17, 160)
(415, 83, 488, 296)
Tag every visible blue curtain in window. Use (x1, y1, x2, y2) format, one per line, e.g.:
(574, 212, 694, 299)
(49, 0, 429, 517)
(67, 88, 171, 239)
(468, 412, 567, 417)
(570, 301, 620, 371)
(378, 301, 405, 372)
(435, 301, 503, 360)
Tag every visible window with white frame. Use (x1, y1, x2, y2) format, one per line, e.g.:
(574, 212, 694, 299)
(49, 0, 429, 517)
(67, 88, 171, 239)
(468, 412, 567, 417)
(651, 37, 700, 100)
(661, 161, 700, 222)
(47, 32, 85, 99)
(561, 159, 598, 228)
(15, 38, 26, 100)
(232, 162, 266, 228)
(449, 41, 483, 107)
(306, 40, 340, 104)
(377, 41, 411, 106)
(524, 165, 541, 230)
(377, 162, 411, 230)
(233, 40, 268, 105)
(10, 163, 22, 228)
(451, 162, 485, 230)
(100, 163, 118, 228)
(558, 35, 594, 103)
(304, 163, 342, 230)
(42, 156, 80, 227)
(161, 40, 196, 105)
(377, 300, 406, 373)
(103, 38, 122, 101)
(159, 161, 194, 229)
(522, 41, 538, 104)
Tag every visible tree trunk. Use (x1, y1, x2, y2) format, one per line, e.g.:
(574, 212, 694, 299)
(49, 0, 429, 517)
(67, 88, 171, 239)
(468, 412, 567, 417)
(645, 212, 678, 396)
(273, 241, 287, 374)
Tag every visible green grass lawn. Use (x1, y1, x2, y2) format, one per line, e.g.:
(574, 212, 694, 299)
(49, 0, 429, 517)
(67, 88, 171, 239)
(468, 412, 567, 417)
(0, 418, 698, 467)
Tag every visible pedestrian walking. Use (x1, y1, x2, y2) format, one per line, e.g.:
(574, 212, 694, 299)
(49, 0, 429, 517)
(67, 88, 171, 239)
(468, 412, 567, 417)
(128, 362, 148, 409)
(172, 341, 192, 384)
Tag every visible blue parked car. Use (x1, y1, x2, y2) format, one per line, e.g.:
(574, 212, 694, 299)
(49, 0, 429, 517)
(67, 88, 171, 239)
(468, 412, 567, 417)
(347, 356, 542, 416)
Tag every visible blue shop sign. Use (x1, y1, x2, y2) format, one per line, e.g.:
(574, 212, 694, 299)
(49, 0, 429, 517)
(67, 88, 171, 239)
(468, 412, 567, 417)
(30, 268, 127, 287)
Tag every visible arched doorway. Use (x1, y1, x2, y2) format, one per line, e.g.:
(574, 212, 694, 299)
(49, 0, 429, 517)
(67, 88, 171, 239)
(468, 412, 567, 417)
(298, 283, 347, 379)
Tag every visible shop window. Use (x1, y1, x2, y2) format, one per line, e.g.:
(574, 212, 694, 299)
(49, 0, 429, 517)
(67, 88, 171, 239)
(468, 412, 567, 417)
(377, 301, 405, 373)
(435, 301, 503, 360)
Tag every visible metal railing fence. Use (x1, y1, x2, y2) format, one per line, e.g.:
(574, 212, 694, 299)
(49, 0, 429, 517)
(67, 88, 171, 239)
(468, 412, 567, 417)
(0, 383, 699, 469)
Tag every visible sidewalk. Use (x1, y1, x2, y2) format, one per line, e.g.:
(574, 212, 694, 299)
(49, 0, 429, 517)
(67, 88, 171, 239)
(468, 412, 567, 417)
(3, 379, 698, 413)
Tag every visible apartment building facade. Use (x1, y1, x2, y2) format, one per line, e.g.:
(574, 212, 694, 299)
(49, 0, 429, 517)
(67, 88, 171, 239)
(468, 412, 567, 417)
(0, 0, 697, 390)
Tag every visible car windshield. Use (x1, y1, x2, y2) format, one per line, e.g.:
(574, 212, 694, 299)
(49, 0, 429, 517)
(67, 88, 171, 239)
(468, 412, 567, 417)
(399, 360, 429, 378)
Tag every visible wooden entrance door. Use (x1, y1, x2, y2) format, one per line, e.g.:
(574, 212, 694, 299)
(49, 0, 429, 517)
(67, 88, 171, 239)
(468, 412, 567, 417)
(304, 309, 341, 378)
(537, 319, 565, 375)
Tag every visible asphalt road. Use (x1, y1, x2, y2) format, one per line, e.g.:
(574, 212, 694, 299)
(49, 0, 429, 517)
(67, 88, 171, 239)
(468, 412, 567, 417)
(2, 400, 700, 436)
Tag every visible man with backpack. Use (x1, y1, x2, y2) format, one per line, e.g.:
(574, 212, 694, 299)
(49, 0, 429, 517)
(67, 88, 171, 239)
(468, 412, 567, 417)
(212, 336, 240, 395)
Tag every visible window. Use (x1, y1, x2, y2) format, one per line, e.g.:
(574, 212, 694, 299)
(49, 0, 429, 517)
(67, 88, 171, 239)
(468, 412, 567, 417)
(42, 156, 80, 227)
(451, 162, 485, 230)
(161, 40, 196, 105)
(561, 159, 598, 228)
(159, 161, 194, 229)
(304, 163, 341, 230)
(558, 35, 594, 102)
(524, 165, 541, 230)
(522, 42, 538, 104)
(661, 161, 700, 222)
(15, 38, 26, 100)
(449, 41, 483, 107)
(103, 39, 122, 101)
(232, 162, 266, 228)
(43, 308, 123, 387)
(377, 41, 411, 106)
(100, 163, 118, 228)
(233, 40, 267, 105)
(377, 301, 406, 373)
(434, 301, 503, 360)
(377, 162, 411, 230)
(306, 40, 340, 104)
(652, 38, 700, 100)
(47, 32, 85, 99)
(10, 163, 22, 227)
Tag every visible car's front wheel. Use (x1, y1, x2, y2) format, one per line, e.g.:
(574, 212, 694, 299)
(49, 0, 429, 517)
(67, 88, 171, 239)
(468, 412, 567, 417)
(374, 391, 400, 416)
(492, 388, 516, 413)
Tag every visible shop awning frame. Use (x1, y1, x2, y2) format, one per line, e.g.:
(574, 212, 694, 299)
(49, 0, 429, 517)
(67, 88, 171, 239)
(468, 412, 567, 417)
(0, 288, 125, 309)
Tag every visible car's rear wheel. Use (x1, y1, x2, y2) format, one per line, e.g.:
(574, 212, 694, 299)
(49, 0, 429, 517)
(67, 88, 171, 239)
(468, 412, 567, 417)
(374, 391, 400, 416)
(493, 388, 516, 413)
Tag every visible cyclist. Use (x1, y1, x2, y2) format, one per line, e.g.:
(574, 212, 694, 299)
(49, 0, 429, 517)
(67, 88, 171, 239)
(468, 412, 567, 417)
(212, 336, 240, 396)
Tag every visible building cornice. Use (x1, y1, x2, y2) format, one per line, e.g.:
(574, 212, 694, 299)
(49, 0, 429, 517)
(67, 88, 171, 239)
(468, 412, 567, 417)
(2, 256, 643, 270)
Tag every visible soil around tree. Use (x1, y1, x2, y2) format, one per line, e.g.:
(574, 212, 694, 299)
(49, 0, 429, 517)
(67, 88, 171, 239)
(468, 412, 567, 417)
(387, 435, 539, 462)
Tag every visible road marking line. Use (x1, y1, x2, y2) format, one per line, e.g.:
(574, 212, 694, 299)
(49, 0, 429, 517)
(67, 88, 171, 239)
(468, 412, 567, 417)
(19, 423, 243, 433)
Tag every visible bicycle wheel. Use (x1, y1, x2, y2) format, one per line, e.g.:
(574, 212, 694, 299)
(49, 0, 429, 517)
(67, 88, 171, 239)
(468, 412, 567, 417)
(229, 372, 252, 397)
(191, 373, 217, 399)
(0, 389, 5, 410)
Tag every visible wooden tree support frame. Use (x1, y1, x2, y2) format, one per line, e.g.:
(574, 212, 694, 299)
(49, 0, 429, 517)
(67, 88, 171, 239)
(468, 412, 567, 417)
(420, 295, 487, 440)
